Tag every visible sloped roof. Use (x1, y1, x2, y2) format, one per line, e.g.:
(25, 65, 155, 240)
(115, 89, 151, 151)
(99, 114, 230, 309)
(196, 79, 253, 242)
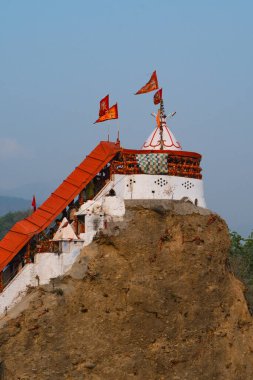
(0, 141, 120, 272)
(52, 217, 78, 241)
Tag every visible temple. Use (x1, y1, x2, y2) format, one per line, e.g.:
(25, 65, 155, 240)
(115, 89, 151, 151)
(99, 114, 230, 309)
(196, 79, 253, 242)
(0, 105, 206, 314)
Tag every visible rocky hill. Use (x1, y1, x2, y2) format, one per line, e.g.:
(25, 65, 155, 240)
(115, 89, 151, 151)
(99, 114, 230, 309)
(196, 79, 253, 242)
(0, 201, 253, 380)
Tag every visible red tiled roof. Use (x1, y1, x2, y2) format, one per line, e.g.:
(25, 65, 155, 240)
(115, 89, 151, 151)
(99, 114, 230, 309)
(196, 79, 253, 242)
(0, 141, 120, 272)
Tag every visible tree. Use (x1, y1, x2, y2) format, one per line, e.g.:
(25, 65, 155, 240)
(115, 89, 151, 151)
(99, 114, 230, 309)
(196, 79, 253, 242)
(0, 210, 30, 240)
(229, 230, 253, 312)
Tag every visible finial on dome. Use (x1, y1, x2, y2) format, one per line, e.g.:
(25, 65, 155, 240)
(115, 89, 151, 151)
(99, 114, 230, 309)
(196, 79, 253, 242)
(142, 102, 181, 151)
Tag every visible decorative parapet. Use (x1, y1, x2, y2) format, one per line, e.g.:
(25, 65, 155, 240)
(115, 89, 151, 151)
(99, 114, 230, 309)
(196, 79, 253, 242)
(111, 150, 202, 179)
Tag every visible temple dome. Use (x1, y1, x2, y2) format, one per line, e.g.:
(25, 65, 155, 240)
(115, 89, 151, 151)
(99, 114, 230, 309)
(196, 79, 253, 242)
(142, 116, 182, 151)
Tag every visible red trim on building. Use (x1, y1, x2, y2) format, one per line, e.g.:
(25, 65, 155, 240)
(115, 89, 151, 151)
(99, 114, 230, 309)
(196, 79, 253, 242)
(122, 148, 201, 159)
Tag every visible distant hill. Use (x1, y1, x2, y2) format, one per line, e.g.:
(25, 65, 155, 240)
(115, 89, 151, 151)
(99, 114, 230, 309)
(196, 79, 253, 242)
(0, 181, 58, 205)
(0, 196, 31, 216)
(0, 210, 30, 240)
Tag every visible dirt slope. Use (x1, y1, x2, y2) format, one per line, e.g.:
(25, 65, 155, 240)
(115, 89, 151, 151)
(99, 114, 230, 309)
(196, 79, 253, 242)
(0, 201, 253, 380)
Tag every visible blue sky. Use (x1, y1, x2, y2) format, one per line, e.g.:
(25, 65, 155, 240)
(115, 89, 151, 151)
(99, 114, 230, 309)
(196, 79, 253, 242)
(0, 0, 253, 235)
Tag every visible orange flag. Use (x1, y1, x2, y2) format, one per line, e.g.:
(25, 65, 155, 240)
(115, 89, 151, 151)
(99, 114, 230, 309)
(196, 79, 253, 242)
(99, 94, 109, 117)
(95, 103, 118, 123)
(135, 71, 159, 95)
(153, 88, 163, 105)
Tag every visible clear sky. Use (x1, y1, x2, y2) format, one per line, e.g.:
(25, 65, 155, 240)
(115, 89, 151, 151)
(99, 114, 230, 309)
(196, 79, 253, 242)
(0, 0, 253, 235)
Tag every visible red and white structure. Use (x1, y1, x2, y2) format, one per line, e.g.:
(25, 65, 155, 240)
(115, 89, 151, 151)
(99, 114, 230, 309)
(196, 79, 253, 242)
(105, 112, 205, 207)
(0, 101, 206, 314)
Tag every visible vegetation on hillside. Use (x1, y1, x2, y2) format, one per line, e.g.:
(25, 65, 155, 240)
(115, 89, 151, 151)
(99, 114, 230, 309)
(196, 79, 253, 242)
(229, 231, 253, 279)
(229, 230, 253, 312)
(0, 210, 30, 240)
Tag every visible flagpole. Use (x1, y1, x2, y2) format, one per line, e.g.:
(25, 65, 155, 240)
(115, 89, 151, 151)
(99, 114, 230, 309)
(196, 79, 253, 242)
(159, 98, 164, 150)
(107, 124, 110, 142)
(117, 120, 120, 144)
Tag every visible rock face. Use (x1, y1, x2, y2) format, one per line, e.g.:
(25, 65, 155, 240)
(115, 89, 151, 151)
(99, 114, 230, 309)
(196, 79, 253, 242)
(0, 201, 253, 380)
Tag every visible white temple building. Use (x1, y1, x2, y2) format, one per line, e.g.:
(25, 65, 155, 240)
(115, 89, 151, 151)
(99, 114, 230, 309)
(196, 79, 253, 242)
(0, 104, 206, 315)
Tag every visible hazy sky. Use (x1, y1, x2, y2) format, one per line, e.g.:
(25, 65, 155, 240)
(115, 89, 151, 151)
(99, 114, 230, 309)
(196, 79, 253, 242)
(0, 0, 253, 235)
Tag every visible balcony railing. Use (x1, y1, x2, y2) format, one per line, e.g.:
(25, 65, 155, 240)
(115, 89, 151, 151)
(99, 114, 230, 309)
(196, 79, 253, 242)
(111, 152, 202, 179)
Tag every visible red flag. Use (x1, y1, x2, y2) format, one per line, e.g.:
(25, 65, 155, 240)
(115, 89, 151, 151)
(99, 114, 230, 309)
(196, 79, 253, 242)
(95, 103, 118, 123)
(31, 195, 36, 212)
(135, 71, 159, 95)
(99, 95, 109, 117)
(153, 88, 163, 105)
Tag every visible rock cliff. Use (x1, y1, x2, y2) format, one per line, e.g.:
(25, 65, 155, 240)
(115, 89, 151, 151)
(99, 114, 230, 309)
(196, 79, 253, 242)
(0, 201, 253, 380)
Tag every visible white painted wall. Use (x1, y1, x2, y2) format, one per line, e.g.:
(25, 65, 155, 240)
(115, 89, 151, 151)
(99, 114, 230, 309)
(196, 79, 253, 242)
(112, 174, 206, 207)
(0, 247, 82, 316)
(83, 174, 206, 208)
(0, 264, 34, 316)
(103, 196, 125, 217)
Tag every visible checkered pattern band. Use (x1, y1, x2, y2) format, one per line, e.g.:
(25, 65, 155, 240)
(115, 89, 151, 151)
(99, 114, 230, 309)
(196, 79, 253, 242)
(136, 154, 168, 174)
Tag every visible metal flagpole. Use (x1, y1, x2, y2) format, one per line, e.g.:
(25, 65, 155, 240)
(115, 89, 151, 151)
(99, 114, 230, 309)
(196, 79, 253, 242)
(117, 120, 120, 144)
(159, 98, 165, 150)
(107, 124, 110, 142)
